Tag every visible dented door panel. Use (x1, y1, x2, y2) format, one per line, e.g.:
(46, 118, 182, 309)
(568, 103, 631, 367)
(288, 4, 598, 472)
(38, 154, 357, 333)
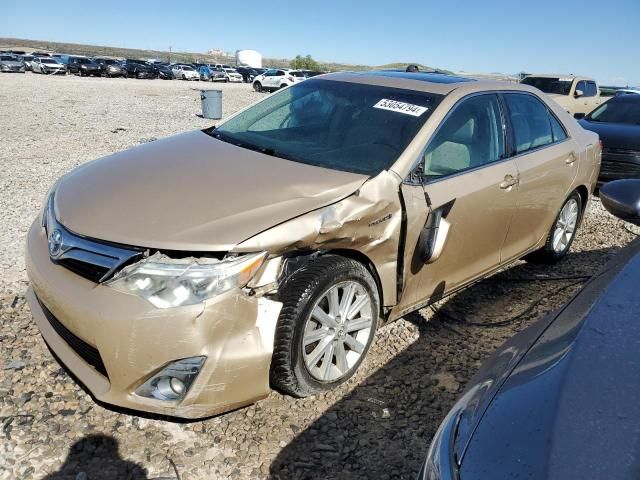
(407, 161, 519, 312)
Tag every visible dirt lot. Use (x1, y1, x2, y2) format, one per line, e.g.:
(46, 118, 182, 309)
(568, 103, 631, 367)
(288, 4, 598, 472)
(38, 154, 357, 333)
(0, 72, 636, 480)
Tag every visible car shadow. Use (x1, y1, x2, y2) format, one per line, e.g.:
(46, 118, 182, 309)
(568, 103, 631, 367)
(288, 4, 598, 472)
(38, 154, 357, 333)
(41, 434, 149, 480)
(269, 246, 621, 479)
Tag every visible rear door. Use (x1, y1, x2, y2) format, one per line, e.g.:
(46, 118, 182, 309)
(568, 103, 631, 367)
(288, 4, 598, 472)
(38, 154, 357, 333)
(395, 93, 519, 313)
(500, 92, 578, 261)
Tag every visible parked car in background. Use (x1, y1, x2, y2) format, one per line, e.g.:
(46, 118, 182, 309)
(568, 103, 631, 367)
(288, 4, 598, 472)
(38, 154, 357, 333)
(67, 57, 102, 77)
(235, 66, 259, 83)
(154, 63, 174, 80)
(616, 87, 640, 96)
(21, 54, 34, 71)
(198, 65, 226, 82)
(521, 74, 603, 118)
(420, 178, 640, 480)
(0, 55, 26, 73)
(301, 70, 326, 78)
(31, 57, 66, 75)
(93, 58, 124, 77)
(252, 68, 307, 92)
(26, 72, 599, 419)
(122, 59, 154, 79)
(222, 68, 243, 83)
(171, 64, 199, 80)
(579, 94, 640, 186)
(31, 51, 51, 57)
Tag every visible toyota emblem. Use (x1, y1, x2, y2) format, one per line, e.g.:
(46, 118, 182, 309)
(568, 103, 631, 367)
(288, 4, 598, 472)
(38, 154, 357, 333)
(48, 229, 63, 257)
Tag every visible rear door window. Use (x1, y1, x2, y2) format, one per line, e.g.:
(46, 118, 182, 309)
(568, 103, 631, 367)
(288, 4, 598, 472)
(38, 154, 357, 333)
(423, 94, 505, 179)
(503, 93, 555, 154)
(549, 112, 568, 142)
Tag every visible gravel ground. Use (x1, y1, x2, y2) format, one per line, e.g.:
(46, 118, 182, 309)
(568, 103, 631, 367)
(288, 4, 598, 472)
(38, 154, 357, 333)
(0, 72, 636, 480)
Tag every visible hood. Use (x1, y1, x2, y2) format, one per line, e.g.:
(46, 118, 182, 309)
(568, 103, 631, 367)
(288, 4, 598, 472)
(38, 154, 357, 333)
(579, 119, 640, 150)
(55, 131, 368, 251)
(459, 239, 640, 480)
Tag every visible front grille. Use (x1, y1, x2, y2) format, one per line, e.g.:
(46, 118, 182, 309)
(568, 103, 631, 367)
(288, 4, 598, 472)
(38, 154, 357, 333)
(37, 297, 108, 378)
(601, 148, 640, 179)
(57, 258, 111, 283)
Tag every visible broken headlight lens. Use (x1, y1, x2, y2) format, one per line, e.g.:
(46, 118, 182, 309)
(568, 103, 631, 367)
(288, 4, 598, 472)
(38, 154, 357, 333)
(105, 252, 266, 308)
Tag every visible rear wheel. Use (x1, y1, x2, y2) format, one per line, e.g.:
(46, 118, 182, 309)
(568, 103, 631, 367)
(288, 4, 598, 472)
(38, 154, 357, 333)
(271, 255, 379, 397)
(526, 191, 582, 264)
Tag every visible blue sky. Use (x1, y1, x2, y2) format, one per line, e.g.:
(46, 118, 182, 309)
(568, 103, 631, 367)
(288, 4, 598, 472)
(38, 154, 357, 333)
(4, 0, 640, 85)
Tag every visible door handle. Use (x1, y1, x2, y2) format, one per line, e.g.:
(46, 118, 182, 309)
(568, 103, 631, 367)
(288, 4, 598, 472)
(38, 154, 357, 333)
(500, 175, 518, 190)
(565, 153, 577, 165)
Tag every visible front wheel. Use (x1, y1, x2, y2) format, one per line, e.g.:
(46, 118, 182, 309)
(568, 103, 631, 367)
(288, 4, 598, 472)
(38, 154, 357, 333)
(253, 82, 262, 92)
(526, 191, 582, 264)
(271, 255, 379, 398)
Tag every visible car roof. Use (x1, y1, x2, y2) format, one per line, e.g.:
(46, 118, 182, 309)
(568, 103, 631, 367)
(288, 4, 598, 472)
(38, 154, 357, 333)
(317, 71, 528, 96)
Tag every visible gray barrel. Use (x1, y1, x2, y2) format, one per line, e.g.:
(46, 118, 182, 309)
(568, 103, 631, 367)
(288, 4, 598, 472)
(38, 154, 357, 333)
(200, 90, 222, 120)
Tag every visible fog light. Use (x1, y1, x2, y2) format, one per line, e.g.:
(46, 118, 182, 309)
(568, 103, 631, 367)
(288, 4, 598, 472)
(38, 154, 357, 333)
(135, 356, 205, 402)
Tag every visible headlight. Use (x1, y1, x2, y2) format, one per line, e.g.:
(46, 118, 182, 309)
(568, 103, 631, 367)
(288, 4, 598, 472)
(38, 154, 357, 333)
(105, 252, 267, 308)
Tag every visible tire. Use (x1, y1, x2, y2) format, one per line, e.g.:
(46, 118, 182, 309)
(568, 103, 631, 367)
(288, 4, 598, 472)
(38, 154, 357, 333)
(253, 82, 262, 92)
(525, 191, 582, 264)
(182, 74, 186, 80)
(224, 78, 229, 83)
(270, 255, 379, 398)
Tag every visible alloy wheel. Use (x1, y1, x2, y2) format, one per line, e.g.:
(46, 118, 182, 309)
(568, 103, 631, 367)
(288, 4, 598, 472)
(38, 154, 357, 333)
(553, 198, 579, 253)
(302, 281, 373, 382)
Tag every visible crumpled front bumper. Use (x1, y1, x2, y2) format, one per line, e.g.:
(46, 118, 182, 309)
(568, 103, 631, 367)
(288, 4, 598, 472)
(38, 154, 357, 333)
(25, 221, 282, 418)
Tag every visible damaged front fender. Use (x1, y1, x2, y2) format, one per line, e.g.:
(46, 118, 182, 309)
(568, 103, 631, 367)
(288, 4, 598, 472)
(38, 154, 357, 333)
(233, 171, 404, 307)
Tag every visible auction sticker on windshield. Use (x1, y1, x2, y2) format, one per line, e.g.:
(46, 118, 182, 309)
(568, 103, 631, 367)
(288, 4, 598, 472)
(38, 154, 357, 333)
(373, 99, 428, 117)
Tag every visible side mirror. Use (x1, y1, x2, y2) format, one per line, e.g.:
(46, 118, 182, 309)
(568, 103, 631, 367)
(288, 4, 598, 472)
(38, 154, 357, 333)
(574, 112, 586, 119)
(600, 179, 640, 226)
(574, 89, 584, 98)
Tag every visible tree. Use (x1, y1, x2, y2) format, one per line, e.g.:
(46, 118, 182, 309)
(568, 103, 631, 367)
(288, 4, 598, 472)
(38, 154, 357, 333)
(290, 54, 320, 71)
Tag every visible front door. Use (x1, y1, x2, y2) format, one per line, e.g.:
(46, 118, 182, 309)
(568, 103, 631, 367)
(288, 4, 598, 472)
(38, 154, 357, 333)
(395, 93, 519, 314)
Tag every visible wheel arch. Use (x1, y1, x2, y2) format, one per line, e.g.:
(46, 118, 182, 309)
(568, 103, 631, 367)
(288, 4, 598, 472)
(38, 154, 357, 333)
(308, 249, 385, 319)
(572, 184, 589, 226)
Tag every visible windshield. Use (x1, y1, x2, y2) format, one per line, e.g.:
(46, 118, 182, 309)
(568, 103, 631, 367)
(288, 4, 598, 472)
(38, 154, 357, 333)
(224, 68, 237, 73)
(1, 56, 17, 61)
(586, 98, 640, 125)
(182, 66, 194, 71)
(522, 76, 574, 95)
(41, 58, 59, 64)
(212, 79, 442, 176)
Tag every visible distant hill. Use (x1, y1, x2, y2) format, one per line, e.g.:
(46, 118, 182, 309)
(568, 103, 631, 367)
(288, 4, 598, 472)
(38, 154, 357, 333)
(0, 37, 448, 73)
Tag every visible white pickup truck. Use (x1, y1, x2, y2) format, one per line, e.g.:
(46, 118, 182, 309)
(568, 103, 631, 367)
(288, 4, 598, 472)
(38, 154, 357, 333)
(521, 74, 603, 118)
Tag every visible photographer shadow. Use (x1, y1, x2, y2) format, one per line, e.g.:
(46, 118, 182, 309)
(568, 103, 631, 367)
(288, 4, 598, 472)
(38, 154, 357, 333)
(42, 434, 148, 480)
